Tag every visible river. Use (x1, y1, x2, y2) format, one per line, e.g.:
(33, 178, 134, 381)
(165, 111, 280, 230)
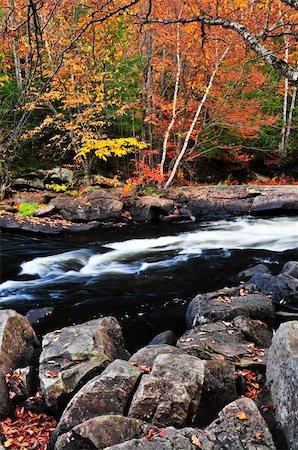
(0, 215, 297, 351)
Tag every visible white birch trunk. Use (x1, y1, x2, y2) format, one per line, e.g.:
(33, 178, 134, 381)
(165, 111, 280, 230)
(164, 47, 229, 189)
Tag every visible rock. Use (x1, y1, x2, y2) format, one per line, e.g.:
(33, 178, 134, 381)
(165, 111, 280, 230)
(246, 272, 298, 307)
(25, 307, 54, 325)
(0, 310, 40, 417)
(266, 321, 298, 449)
(238, 264, 271, 281)
(186, 286, 275, 328)
(251, 192, 298, 212)
(205, 397, 276, 449)
(105, 427, 208, 450)
(233, 315, 273, 348)
(177, 322, 267, 369)
(0, 203, 17, 213)
(45, 167, 74, 184)
(34, 204, 56, 217)
(128, 353, 204, 427)
(11, 191, 47, 204)
(12, 177, 45, 191)
(53, 360, 142, 443)
(187, 197, 254, 218)
(39, 317, 129, 411)
(148, 330, 177, 346)
(49, 191, 123, 222)
(129, 345, 183, 367)
(281, 261, 298, 279)
(106, 398, 276, 449)
(194, 360, 237, 427)
(126, 196, 175, 222)
(55, 415, 158, 450)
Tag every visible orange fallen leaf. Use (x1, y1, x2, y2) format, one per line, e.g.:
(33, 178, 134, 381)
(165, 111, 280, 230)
(236, 411, 248, 420)
(191, 434, 202, 447)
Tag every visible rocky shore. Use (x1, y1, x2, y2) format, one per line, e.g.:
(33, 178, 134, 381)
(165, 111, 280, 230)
(0, 184, 297, 234)
(0, 259, 298, 449)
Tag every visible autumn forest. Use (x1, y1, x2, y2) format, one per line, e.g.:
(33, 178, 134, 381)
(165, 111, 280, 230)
(0, 0, 297, 193)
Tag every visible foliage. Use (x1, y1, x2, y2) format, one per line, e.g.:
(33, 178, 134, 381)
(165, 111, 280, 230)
(17, 203, 39, 216)
(45, 183, 68, 193)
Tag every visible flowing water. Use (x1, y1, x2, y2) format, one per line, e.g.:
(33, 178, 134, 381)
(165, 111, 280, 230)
(1, 216, 297, 351)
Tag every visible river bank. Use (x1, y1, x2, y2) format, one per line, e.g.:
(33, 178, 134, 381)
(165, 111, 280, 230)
(0, 185, 297, 234)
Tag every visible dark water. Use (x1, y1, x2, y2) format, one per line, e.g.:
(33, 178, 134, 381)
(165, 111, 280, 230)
(0, 216, 297, 351)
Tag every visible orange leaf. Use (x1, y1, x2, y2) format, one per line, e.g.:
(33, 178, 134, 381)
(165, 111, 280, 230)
(191, 434, 202, 447)
(235, 411, 248, 420)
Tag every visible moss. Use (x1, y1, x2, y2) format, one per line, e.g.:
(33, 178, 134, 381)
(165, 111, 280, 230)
(17, 202, 39, 216)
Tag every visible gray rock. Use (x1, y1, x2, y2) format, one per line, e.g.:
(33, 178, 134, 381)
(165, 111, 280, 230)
(266, 321, 298, 449)
(128, 353, 204, 427)
(206, 397, 276, 449)
(127, 196, 175, 222)
(12, 177, 45, 190)
(233, 315, 273, 348)
(55, 360, 142, 438)
(39, 317, 129, 411)
(105, 427, 209, 450)
(194, 360, 237, 427)
(0, 310, 40, 417)
(148, 330, 177, 346)
(186, 286, 275, 328)
(251, 193, 298, 212)
(246, 272, 298, 307)
(129, 345, 182, 367)
(34, 204, 56, 217)
(45, 167, 74, 184)
(281, 261, 298, 279)
(106, 398, 275, 449)
(177, 322, 267, 369)
(238, 264, 271, 281)
(55, 415, 158, 450)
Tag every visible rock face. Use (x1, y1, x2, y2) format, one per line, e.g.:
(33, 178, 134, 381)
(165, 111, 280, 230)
(55, 360, 142, 438)
(266, 321, 298, 449)
(126, 196, 175, 222)
(0, 310, 40, 417)
(50, 190, 123, 222)
(185, 286, 275, 328)
(232, 315, 273, 348)
(39, 317, 129, 411)
(55, 415, 156, 450)
(129, 344, 183, 367)
(281, 261, 298, 279)
(128, 353, 204, 427)
(194, 360, 237, 427)
(106, 398, 276, 450)
(206, 397, 276, 449)
(246, 273, 298, 307)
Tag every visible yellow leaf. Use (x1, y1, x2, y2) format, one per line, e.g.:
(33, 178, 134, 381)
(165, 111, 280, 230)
(236, 411, 248, 420)
(4, 439, 14, 448)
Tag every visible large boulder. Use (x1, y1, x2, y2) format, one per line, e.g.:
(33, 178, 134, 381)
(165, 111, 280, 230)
(0, 310, 40, 417)
(148, 330, 177, 346)
(54, 360, 142, 440)
(55, 415, 157, 450)
(126, 196, 175, 222)
(281, 261, 298, 279)
(237, 264, 271, 281)
(186, 286, 275, 328)
(128, 353, 204, 427)
(205, 397, 276, 449)
(39, 317, 129, 411)
(266, 321, 298, 449)
(177, 321, 267, 369)
(129, 345, 183, 367)
(49, 190, 123, 222)
(246, 273, 298, 308)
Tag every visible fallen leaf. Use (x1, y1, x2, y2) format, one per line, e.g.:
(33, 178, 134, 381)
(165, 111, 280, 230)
(4, 438, 14, 448)
(45, 371, 59, 378)
(159, 430, 167, 437)
(255, 431, 263, 440)
(191, 434, 202, 447)
(235, 411, 248, 420)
